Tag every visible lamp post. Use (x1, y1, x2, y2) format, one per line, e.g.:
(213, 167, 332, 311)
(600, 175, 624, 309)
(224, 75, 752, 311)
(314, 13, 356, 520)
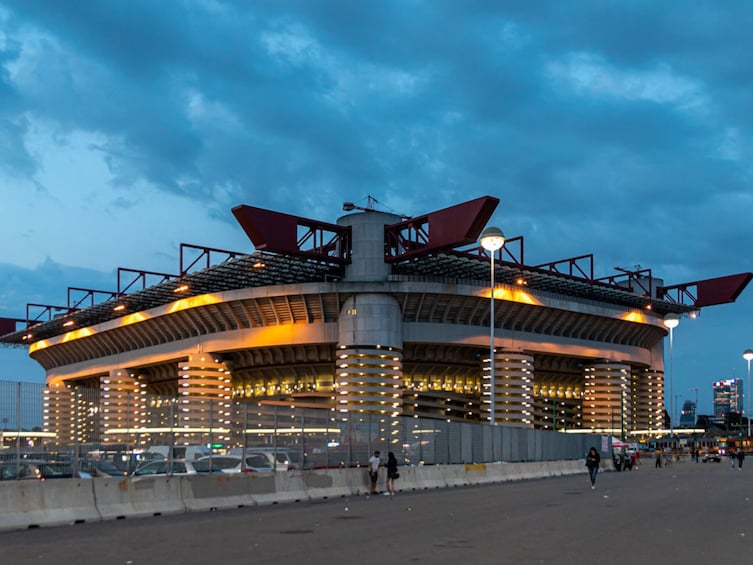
(744, 349, 753, 438)
(480, 226, 505, 425)
(663, 313, 680, 436)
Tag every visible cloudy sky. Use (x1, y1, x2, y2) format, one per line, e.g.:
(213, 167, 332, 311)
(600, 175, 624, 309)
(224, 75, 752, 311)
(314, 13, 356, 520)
(1, 1, 752, 416)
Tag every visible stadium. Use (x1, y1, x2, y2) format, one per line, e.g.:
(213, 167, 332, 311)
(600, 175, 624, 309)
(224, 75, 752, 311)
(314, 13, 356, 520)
(0, 195, 750, 448)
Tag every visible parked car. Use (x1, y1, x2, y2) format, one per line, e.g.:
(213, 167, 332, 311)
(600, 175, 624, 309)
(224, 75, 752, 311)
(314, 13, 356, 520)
(132, 459, 216, 476)
(194, 455, 244, 473)
(702, 453, 722, 463)
(0, 460, 44, 480)
(84, 459, 127, 477)
(0, 459, 90, 480)
(86, 449, 164, 475)
(243, 453, 277, 472)
(228, 448, 298, 471)
(194, 454, 274, 473)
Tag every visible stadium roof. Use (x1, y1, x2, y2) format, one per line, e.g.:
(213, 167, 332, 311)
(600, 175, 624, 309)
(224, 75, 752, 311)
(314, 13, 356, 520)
(0, 246, 692, 347)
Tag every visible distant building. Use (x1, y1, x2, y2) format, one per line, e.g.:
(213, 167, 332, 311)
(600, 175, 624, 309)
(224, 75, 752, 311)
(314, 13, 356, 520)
(713, 378, 743, 420)
(679, 399, 696, 428)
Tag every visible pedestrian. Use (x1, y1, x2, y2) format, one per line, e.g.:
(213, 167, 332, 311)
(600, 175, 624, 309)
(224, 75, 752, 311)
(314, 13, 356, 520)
(730, 448, 737, 470)
(586, 447, 600, 489)
(385, 451, 399, 495)
(655, 449, 662, 468)
(737, 449, 745, 470)
(367, 450, 381, 495)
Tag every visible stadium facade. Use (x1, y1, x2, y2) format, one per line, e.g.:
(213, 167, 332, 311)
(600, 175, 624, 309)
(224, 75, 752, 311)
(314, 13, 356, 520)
(0, 196, 750, 445)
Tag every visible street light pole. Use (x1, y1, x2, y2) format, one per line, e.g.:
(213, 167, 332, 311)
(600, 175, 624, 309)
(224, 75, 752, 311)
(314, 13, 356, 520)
(480, 226, 505, 425)
(744, 349, 753, 438)
(663, 314, 680, 436)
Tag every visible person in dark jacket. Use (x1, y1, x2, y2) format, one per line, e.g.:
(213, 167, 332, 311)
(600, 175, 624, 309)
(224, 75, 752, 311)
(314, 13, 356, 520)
(586, 447, 601, 489)
(385, 451, 399, 495)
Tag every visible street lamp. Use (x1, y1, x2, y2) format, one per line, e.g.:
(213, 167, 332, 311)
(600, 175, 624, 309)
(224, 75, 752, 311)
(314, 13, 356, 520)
(663, 313, 680, 436)
(744, 349, 753, 437)
(480, 226, 505, 425)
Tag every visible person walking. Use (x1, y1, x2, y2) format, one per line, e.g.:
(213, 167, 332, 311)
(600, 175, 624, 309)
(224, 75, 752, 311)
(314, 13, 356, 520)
(586, 447, 600, 489)
(367, 450, 381, 496)
(385, 451, 399, 495)
(730, 448, 737, 470)
(737, 449, 745, 470)
(655, 449, 662, 468)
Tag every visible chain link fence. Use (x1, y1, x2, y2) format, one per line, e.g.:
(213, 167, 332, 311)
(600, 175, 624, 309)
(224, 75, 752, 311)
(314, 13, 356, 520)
(1, 382, 600, 478)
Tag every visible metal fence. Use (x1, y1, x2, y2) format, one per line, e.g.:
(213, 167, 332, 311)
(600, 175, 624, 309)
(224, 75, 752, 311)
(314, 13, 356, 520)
(0, 380, 44, 437)
(0, 383, 602, 474)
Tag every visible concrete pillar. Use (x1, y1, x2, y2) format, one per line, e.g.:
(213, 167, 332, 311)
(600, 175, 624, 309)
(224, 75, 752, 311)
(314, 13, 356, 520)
(100, 370, 145, 443)
(487, 350, 534, 428)
(176, 354, 232, 445)
(631, 368, 665, 433)
(583, 362, 631, 435)
(337, 294, 403, 414)
(43, 383, 75, 445)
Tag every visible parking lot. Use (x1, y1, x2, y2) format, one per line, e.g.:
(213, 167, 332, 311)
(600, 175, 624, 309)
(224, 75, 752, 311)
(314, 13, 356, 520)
(1, 458, 751, 564)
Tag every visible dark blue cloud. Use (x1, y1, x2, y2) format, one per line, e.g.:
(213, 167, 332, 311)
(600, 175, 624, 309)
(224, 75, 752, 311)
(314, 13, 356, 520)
(0, 1, 749, 270)
(0, 259, 115, 318)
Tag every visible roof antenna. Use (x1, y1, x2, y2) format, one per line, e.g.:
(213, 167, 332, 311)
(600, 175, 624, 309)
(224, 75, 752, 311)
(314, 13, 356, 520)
(342, 195, 409, 218)
(343, 195, 378, 212)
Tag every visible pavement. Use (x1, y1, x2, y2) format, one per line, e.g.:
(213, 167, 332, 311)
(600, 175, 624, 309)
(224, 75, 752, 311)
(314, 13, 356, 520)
(1, 458, 751, 564)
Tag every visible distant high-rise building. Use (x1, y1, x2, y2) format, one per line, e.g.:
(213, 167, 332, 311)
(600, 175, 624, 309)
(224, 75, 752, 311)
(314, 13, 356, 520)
(679, 399, 696, 428)
(713, 378, 743, 420)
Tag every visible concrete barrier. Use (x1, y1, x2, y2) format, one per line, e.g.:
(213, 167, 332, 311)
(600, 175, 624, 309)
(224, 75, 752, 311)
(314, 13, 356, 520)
(270, 471, 308, 504)
(0, 460, 589, 532)
(441, 464, 472, 488)
(244, 472, 280, 505)
(0, 479, 99, 530)
(182, 474, 256, 512)
(94, 476, 185, 520)
(399, 464, 447, 492)
(303, 468, 354, 500)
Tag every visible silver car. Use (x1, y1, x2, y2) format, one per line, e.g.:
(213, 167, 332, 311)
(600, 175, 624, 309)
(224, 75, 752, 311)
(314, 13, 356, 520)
(194, 454, 274, 473)
(132, 459, 220, 476)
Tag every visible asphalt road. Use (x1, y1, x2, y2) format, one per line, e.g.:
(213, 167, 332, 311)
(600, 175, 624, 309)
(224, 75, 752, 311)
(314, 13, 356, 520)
(2, 459, 751, 565)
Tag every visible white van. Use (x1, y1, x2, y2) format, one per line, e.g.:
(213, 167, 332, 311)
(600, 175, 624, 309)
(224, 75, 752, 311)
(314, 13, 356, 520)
(146, 445, 211, 461)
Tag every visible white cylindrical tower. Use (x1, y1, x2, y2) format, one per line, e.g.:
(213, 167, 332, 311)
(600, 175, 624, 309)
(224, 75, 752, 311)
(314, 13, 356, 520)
(337, 294, 403, 414)
(631, 368, 664, 433)
(488, 350, 534, 428)
(583, 362, 631, 434)
(337, 210, 401, 282)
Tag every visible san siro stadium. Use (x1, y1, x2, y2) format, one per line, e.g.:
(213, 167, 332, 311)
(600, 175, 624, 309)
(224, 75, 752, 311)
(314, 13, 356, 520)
(0, 195, 750, 453)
